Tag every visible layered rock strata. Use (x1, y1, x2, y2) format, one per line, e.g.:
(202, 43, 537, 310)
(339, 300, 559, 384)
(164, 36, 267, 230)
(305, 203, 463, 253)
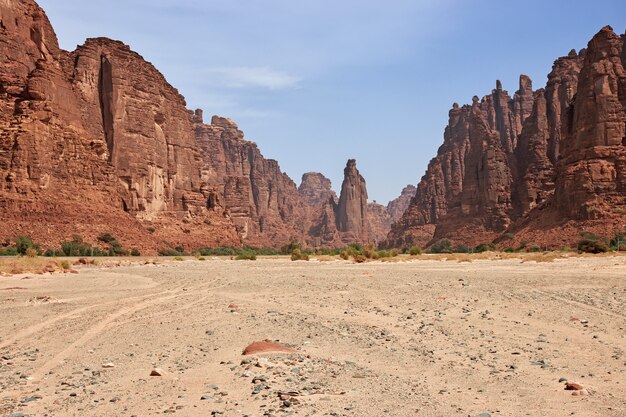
(389, 26, 626, 249)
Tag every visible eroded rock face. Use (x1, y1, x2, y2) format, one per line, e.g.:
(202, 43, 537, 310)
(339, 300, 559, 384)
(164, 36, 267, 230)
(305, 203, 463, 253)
(194, 113, 312, 247)
(386, 185, 416, 223)
(389, 26, 626, 249)
(367, 202, 392, 244)
(555, 26, 626, 219)
(298, 172, 337, 207)
(336, 159, 369, 242)
(0, 0, 239, 252)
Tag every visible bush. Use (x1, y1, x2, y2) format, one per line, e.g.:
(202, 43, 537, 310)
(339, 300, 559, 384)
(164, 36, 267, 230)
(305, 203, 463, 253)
(198, 257, 206, 261)
(577, 238, 608, 254)
(339, 250, 350, 260)
(408, 246, 422, 256)
(97, 232, 116, 243)
(198, 247, 236, 256)
(474, 243, 496, 253)
(504, 247, 515, 253)
(430, 239, 453, 254)
(130, 248, 141, 257)
(58, 260, 71, 270)
(25, 247, 38, 258)
(159, 248, 184, 256)
(609, 233, 625, 251)
(454, 245, 471, 253)
(343, 243, 364, 258)
(235, 251, 257, 261)
(363, 243, 376, 259)
(174, 256, 184, 261)
(61, 236, 106, 257)
(290, 249, 310, 261)
(281, 239, 302, 255)
(108, 240, 129, 256)
(0, 246, 18, 256)
(528, 245, 542, 253)
(15, 235, 39, 256)
(353, 254, 367, 263)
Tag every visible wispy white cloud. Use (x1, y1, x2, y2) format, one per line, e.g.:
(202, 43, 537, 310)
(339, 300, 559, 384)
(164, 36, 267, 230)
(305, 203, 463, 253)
(202, 66, 301, 90)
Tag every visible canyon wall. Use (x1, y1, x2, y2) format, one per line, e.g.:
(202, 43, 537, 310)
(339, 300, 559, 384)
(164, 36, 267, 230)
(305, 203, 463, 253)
(388, 26, 626, 249)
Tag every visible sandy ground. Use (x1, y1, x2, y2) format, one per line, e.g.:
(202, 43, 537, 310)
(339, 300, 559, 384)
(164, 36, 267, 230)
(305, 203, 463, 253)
(0, 256, 625, 417)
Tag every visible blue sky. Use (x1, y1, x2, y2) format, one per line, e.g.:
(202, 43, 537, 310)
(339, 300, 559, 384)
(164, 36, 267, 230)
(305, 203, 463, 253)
(38, 0, 626, 204)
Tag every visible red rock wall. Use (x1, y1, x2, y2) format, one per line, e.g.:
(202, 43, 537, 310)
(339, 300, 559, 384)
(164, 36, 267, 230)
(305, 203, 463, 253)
(194, 113, 314, 247)
(555, 27, 626, 219)
(0, 0, 239, 252)
(389, 27, 626, 249)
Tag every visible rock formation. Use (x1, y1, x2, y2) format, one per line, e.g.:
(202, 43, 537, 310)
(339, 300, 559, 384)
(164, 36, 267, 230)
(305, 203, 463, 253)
(554, 26, 626, 220)
(389, 26, 626, 249)
(336, 159, 369, 242)
(194, 112, 312, 247)
(0, 0, 240, 252)
(298, 172, 337, 207)
(386, 185, 416, 223)
(303, 160, 402, 246)
(366, 202, 392, 244)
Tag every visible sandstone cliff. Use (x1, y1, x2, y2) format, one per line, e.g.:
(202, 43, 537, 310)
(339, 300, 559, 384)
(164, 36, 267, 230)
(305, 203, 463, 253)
(389, 26, 626, 249)
(386, 185, 416, 223)
(298, 172, 337, 207)
(0, 0, 240, 252)
(194, 112, 313, 247)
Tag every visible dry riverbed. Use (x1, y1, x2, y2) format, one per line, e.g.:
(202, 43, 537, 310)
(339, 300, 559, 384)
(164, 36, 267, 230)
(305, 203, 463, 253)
(1, 256, 625, 416)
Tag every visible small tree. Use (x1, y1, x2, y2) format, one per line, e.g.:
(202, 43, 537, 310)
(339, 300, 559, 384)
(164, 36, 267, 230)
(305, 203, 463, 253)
(14, 236, 39, 256)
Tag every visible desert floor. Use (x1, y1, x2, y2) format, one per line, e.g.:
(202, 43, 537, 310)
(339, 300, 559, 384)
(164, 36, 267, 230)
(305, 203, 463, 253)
(0, 256, 625, 417)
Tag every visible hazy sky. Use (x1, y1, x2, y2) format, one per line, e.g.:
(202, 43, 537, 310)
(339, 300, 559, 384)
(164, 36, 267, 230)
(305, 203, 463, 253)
(38, 0, 626, 204)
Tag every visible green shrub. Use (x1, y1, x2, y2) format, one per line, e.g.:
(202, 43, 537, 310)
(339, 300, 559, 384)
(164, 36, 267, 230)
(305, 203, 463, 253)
(339, 250, 350, 260)
(409, 246, 422, 256)
(281, 239, 302, 255)
(0, 246, 18, 256)
(430, 239, 453, 254)
(504, 247, 515, 253)
(59, 260, 71, 270)
(174, 256, 184, 261)
(108, 240, 129, 256)
(130, 248, 141, 257)
(15, 235, 39, 256)
(235, 251, 257, 261)
(474, 243, 496, 253)
(609, 233, 625, 251)
(198, 257, 206, 261)
(159, 248, 183, 256)
(528, 245, 542, 253)
(454, 245, 471, 253)
(577, 239, 608, 254)
(290, 249, 310, 261)
(347, 243, 364, 257)
(61, 235, 105, 257)
(97, 232, 116, 243)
